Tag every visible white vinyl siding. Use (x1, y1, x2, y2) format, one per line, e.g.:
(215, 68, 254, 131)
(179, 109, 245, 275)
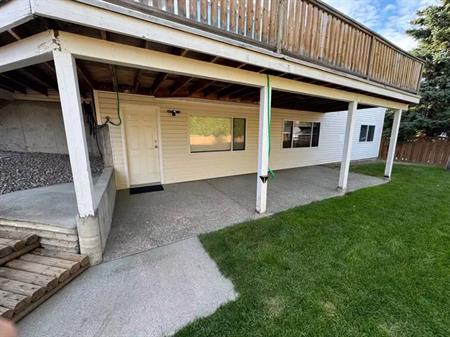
(94, 91, 385, 190)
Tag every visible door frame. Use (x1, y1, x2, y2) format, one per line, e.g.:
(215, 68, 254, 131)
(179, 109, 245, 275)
(121, 103, 164, 188)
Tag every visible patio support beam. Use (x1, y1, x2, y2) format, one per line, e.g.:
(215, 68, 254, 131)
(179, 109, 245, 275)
(54, 50, 103, 264)
(53, 50, 95, 217)
(338, 101, 358, 191)
(384, 109, 402, 179)
(55, 31, 409, 110)
(256, 85, 270, 214)
(0, 30, 55, 73)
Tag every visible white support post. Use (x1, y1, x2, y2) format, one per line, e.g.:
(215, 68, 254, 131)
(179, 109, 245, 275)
(53, 50, 95, 217)
(384, 109, 402, 179)
(338, 101, 358, 191)
(256, 85, 270, 214)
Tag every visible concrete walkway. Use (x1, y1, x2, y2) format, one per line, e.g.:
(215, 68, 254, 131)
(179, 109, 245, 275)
(17, 237, 237, 337)
(104, 166, 385, 261)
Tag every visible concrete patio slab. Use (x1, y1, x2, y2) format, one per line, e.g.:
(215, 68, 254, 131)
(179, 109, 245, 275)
(17, 237, 237, 337)
(0, 182, 78, 229)
(104, 166, 385, 261)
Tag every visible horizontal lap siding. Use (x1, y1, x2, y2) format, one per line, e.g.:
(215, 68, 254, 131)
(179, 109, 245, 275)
(351, 108, 385, 160)
(94, 91, 385, 190)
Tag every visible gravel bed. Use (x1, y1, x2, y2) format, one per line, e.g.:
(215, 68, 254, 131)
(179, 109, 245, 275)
(0, 151, 104, 195)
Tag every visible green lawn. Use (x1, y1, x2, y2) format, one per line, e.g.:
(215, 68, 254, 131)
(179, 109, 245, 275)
(175, 163, 450, 337)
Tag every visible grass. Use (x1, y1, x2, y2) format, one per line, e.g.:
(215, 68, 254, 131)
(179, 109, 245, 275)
(175, 163, 450, 337)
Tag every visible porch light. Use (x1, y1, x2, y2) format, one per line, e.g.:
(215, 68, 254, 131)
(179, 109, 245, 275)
(167, 109, 180, 116)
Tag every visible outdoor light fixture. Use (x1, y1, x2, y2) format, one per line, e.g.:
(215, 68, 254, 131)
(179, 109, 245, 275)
(167, 109, 180, 116)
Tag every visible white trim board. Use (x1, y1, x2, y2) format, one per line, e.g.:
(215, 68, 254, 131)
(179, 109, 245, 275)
(0, 30, 55, 72)
(0, 28, 409, 110)
(55, 31, 409, 110)
(0, 0, 32, 34)
(25, 0, 419, 104)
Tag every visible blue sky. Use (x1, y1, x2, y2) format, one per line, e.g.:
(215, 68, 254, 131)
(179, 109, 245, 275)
(322, 0, 439, 51)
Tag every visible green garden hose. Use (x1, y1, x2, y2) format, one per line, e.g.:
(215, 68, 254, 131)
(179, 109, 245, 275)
(267, 75, 275, 179)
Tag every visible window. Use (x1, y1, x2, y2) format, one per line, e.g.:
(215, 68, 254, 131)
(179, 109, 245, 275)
(359, 125, 375, 142)
(282, 121, 320, 148)
(233, 118, 246, 151)
(367, 125, 375, 142)
(189, 116, 246, 153)
(283, 121, 293, 148)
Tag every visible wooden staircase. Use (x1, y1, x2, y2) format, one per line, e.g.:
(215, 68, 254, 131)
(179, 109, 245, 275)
(0, 231, 89, 321)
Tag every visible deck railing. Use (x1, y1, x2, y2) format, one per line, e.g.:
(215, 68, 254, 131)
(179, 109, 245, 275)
(120, 0, 423, 94)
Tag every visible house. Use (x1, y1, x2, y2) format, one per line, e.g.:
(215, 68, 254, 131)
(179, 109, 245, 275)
(0, 0, 422, 264)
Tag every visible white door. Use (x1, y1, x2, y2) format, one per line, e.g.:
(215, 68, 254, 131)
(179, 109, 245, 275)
(124, 105, 161, 186)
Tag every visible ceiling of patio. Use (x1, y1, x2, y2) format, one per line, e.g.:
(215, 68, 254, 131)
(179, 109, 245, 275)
(0, 18, 377, 113)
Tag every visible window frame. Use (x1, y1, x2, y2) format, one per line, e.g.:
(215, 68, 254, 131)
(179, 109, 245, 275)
(188, 115, 247, 154)
(359, 124, 376, 143)
(282, 120, 321, 149)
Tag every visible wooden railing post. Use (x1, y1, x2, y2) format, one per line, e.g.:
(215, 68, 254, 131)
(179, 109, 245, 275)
(276, 0, 287, 53)
(365, 35, 374, 80)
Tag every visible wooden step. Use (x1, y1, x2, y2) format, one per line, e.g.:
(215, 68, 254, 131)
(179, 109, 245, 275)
(0, 290, 29, 313)
(0, 246, 89, 321)
(19, 254, 80, 274)
(0, 246, 13, 258)
(0, 238, 25, 251)
(0, 277, 46, 302)
(0, 267, 58, 289)
(32, 248, 90, 268)
(0, 306, 13, 319)
(0, 230, 41, 265)
(0, 231, 39, 246)
(6, 260, 71, 283)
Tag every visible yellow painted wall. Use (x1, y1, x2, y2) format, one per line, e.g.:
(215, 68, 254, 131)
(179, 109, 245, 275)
(94, 91, 384, 189)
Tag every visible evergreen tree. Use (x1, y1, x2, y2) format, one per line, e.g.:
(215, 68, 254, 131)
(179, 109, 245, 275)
(385, 0, 450, 140)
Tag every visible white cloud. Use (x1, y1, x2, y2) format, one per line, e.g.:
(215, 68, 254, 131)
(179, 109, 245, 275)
(323, 0, 379, 29)
(383, 4, 396, 12)
(323, 0, 440, 51)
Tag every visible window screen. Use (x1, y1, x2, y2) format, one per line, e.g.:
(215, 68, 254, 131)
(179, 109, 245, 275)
(232, 118, 246, 151)
(359, 125, 368, 142)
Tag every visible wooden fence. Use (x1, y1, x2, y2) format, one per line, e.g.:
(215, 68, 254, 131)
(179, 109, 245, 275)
(118, 0, 423, 93)
(379, 138, 450, 168)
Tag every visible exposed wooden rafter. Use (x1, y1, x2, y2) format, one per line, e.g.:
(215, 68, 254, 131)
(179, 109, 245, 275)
(133, 40, 151, 93)
(76, 63, 95, 90)
(100, 31, 118, 90)
(19, 67, 58, 91)
(198, 63, 248, 97)
(170, 55, 220, 96)
(0, 76, 27, 94)
(150, 48, 189, 95)
(1, 72, 48, 95)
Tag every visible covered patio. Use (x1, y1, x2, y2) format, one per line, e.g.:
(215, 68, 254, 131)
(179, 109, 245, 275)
(104, 165, 385, 261)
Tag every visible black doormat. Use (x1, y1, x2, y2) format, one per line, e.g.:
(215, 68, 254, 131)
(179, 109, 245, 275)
(129, 184, 164, 194)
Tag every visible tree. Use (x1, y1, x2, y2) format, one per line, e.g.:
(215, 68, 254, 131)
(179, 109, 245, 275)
(385, 0, 450, 141)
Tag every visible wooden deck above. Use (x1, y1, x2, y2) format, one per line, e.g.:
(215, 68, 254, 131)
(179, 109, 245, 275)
(110, 0, 423, 94)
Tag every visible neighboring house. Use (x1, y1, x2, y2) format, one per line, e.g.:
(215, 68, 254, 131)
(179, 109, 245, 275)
(0, 0, 422, 263)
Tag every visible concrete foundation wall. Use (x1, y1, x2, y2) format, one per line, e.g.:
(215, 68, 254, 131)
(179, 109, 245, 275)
(95, 167, 116, 251)
(0, 100, 99, 156)
(77, 167, 116, 264)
